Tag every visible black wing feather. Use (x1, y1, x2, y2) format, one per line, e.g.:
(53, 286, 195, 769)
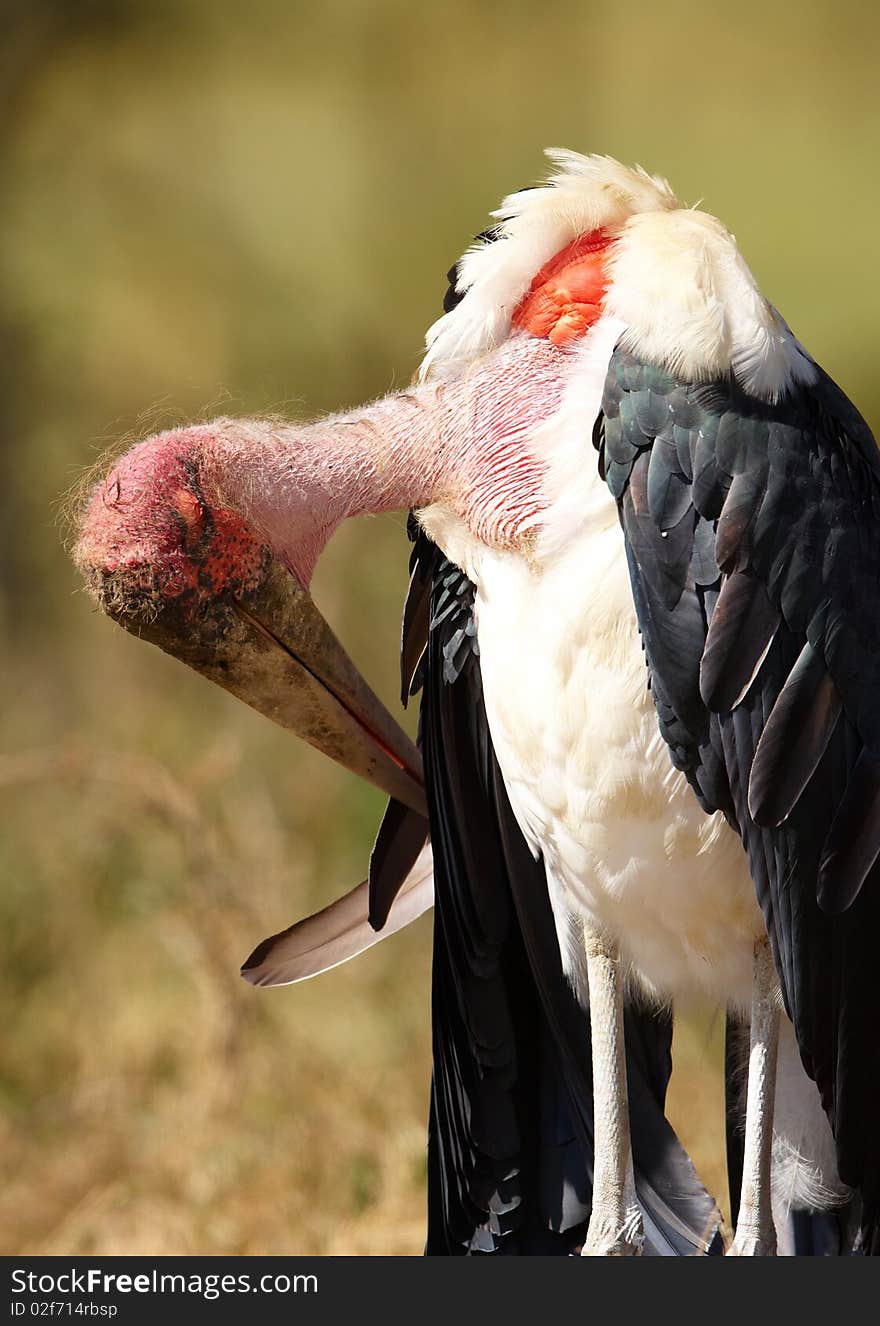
(367, 795, 429, 930)
(601, 345, 880, 1241)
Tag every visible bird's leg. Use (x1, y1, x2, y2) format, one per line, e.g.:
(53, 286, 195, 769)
(581, 923, 643, 1257)
(728, 936, 780, 1256)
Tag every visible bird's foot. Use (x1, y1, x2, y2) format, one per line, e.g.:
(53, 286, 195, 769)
(581, 1206, 644, 1257)
(726, 1223, 777, 1257)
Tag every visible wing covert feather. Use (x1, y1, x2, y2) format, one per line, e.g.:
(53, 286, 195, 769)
(600, 345, 880, 1234)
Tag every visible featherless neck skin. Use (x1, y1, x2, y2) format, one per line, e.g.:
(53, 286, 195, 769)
(198, 332, 567, 585)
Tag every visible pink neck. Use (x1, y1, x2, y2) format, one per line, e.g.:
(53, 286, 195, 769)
(199, 333, 568, 584)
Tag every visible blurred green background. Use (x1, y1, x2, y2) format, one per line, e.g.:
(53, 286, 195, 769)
(1, 0, 878, 1255)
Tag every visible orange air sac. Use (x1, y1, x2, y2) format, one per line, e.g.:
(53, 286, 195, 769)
(512, 230, 612, 346)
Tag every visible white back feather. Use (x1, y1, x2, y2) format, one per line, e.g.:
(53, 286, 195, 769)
(421, 149, 816, 402)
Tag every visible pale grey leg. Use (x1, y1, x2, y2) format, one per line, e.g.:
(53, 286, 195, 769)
(581, 923, 643, 1257)
(729, 936, 779, 1256)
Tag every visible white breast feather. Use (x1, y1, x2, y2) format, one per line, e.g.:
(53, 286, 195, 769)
(474, 524, 762, 1011)
(422, 313, 763, 1009)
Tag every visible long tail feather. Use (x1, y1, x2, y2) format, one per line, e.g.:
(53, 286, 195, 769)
(241, 843, 433, 987)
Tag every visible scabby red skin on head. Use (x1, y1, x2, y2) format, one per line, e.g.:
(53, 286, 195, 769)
(78, 426, 266, 612)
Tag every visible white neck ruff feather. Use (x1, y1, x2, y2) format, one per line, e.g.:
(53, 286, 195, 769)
(421, 150, 816, 402)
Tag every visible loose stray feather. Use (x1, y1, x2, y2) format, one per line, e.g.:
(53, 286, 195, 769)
(240, 843, 433, 987)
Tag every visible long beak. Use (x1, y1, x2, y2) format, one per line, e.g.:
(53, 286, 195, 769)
(93, 552, 426, 815)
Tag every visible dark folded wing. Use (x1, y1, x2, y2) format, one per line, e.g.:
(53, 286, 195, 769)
(411, 527, 722, 1255)
(600, 345, 880, 1243)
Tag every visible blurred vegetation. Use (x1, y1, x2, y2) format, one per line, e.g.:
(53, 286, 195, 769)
(1, 0, 877, 1255)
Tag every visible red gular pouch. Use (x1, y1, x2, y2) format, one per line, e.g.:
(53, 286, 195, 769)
(512, 229, 613, 346)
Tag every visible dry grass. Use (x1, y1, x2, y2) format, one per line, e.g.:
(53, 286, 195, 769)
(0, 726, 728, 1255)
(0, 724, 433, 1255)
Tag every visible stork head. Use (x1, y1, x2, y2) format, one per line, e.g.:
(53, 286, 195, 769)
(75, 422, 426, 814)
(77, 426, 268, 619)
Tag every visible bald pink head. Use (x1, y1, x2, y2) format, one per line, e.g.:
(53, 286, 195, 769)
(76, 425, 269, 622)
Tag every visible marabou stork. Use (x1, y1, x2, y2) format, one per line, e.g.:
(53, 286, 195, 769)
(75, 152, 880, 1256)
